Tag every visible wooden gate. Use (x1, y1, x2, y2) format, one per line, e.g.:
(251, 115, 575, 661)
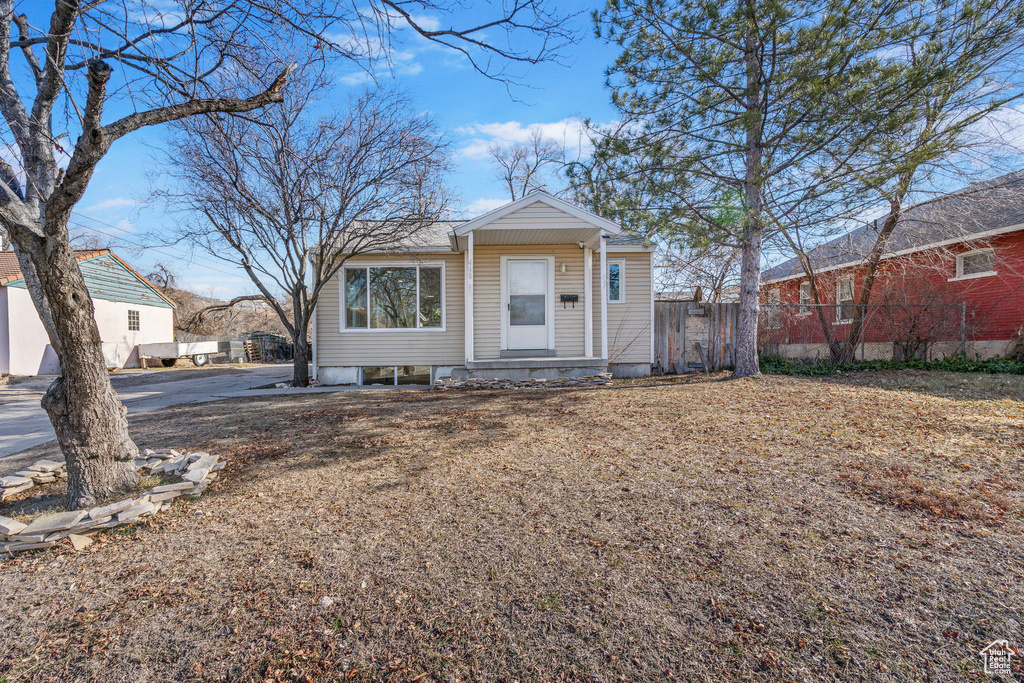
(653, 302, 739, 373)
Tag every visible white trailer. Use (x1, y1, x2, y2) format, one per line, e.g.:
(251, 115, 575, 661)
(137, 341, 221, 367)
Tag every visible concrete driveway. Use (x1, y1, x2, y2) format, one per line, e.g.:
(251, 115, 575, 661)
(0, 365, 293, 459)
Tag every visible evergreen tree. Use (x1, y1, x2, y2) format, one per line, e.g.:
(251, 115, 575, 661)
(585, 0, 915, 376)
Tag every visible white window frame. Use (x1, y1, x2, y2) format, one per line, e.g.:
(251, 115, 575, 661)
(797, 281, 811, 316)
(835, 275, 855, 324)
(339, 261, 447, 333)
(950, 248, 997, 281)
(127, 309, 140, 331)
(608, 258, 626, 303)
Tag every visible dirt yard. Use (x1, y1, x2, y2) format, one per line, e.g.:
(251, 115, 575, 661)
(1, 372, 1021, 681)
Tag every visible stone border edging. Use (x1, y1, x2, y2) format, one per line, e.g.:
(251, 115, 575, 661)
(433, 373, 613, 390)
(0, 449, 222, 555)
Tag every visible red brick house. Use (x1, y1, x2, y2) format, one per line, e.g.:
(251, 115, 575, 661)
(760, 173, 1024, 361)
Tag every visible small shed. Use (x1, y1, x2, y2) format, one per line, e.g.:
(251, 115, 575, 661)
(0, 249, 176, 375)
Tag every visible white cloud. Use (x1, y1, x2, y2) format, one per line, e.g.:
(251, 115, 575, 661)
(465, 197, 509, 217)
(456, 118, 597, 160)
(410, 15, 441, 31)
(84, 197, 138, 212)
(338, 70, 375, 86)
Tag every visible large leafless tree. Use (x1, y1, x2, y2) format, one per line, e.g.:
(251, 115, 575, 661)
(163, 76, 451, 387)
(489, 127, 565, 199)
(0, 0, 574, 509)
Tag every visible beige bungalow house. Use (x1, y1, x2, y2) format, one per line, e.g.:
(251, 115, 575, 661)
(312, 192, 654, 385)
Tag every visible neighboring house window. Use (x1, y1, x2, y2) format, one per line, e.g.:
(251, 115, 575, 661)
(798, 282, 812, 315)
(342, 264, 444, 330)
(608, 259, 625, 302)
(128, 309, 140, 331)
(955, 248, 996, 279)
(766, 288, 781, 329)
(835, 276, 855, 323)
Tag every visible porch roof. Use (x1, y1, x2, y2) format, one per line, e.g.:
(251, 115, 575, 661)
(448, 191, 623, 251)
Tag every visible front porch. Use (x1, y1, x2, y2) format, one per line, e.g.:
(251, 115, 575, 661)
(452, 193, 622, 372)
(453, 355, 608, 381)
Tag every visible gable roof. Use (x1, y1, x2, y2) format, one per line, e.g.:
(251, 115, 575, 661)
(0, 249, 176, 308)
(451, 191, 623, 237)
(763, 172, 1024, 283)
(0, 249, 108, 285)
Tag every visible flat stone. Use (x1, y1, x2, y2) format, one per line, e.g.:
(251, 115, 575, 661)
(183, 468, 209, 483)
(89, 498, 135, 520)
(29, 460, 63, 473)
(11, 532, 48, 542)
(0, 516, 28, 536)
(117, 501, 156, 523)
(143, 448, 157, 457)
(186, 482, 208, 496)
(0, 483, 33, 500)
(44, 530, 71, 542)
(68, 534, 93, 550)
(71, 516, 109, 533)
(2, 541, 55, 553)
(151, 481, 195, 493)
(15, 470, 43, 479)
(21, 510, 88, 535)
(0, 475, 31, 487)
(147, 490, 181, 504)
(188, 454, 218, 473)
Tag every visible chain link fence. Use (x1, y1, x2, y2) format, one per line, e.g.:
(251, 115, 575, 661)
(758, 302, 974, 363)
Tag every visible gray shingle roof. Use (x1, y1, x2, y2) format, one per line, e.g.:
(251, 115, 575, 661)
(763, 172, 1024, 281)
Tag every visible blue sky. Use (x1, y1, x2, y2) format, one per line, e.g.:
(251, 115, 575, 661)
(72, 4, 620, 299)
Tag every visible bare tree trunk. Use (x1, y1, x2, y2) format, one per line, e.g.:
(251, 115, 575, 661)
(17, 228, 138, 509)
(839, 177, 911, 363)
(293, 334, 311, 387)
(734, 31, 764, 378)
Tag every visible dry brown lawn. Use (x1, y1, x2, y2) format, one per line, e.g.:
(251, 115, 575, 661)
(1, 372, 1022, 682)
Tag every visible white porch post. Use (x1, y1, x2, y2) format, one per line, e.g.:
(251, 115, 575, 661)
(464, 231, 474, 364)
(584, 246, 594, 357)
(311, 304, 318, 381)
(599, 232, 608, 361)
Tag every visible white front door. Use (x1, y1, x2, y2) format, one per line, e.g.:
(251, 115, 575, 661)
(504, 258, 551, 350)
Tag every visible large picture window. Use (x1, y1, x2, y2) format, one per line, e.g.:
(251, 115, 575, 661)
(342, 264, 444, 330)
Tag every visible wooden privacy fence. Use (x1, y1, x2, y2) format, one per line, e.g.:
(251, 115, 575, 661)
(653, 301, 739, 373)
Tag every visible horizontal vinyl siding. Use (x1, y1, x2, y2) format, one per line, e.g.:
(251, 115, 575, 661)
(593, 251, 653, 363)
(486, 201, 599, 231)
(316, 253, 464, 366)
(472, 244, 588, 359)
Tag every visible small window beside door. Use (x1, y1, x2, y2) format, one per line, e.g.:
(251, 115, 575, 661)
(128, 309, 140, 331)
(608, 259, 625, 302)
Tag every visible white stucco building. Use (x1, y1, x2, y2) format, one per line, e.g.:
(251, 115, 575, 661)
(0, 249, 175, 375)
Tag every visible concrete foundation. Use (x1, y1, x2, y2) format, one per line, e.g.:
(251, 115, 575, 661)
(772, 339, 1018, 363)
(451, 364, 608, 381)
(609, 363, 652, 378)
